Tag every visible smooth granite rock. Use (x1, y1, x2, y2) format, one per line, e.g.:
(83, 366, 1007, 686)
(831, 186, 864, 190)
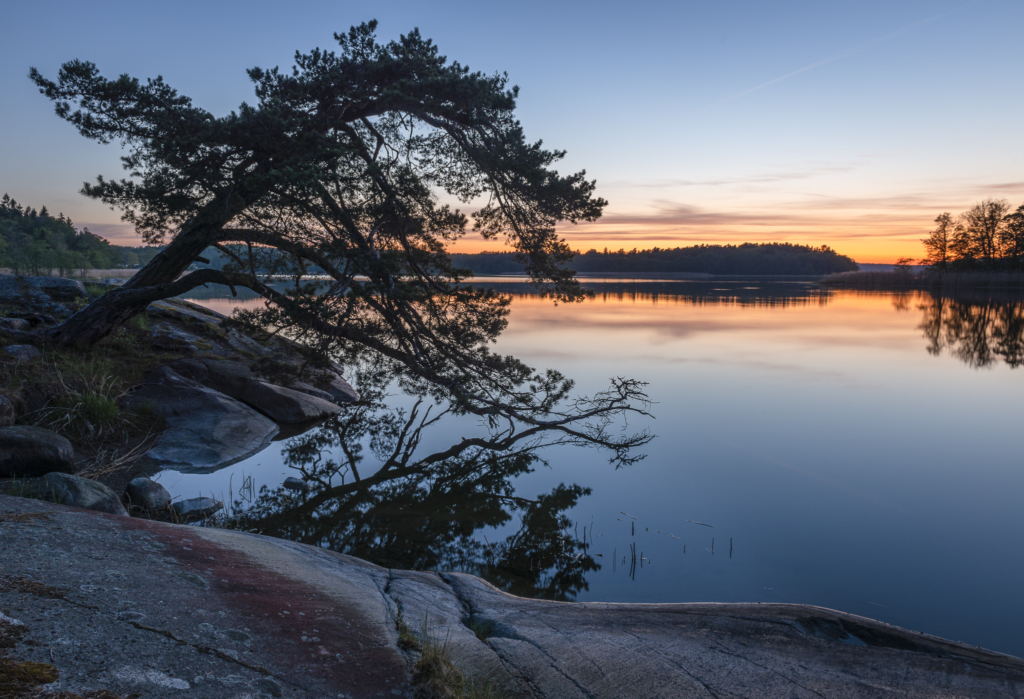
(121, 366, 277, 473)
(125, 477, 172, 512)
(150, 321, 206, 351)
(27, 473, 127, 516)
(171, 496, 223, 521)
(148, 298, 227, 326)
(2, 494, 1022, 699)
(2, 344, 42, 361)
(165, 358, 208, 382)
(199, 359, 253, 398)
(0, 394, 15, 427)
(285, 380, 335, 403)
(0, 425, 75, 477)
(240, 381, 342, 424)
(316, 370, 359, 403)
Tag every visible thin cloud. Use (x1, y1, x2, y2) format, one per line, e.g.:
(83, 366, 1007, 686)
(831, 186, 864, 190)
(604, 163, 860, 189)
(713, 0, 984, 107)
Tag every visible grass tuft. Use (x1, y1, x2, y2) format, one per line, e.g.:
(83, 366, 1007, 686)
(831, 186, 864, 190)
(396, 614, 506, 699)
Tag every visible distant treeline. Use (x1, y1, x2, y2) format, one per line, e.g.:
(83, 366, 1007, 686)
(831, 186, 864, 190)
(0, 195, 160, 274)
(452, 243, 858, 276)
(922, 199, 1024, 270)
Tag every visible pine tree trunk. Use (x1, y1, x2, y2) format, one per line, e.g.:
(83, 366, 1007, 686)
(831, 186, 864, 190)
(46, 223, 222, 347)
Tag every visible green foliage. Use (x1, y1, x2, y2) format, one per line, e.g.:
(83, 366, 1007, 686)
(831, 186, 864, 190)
(0, 194, 161, 274)
(452, 243, 858, 276)
(400, 616, 507, 699)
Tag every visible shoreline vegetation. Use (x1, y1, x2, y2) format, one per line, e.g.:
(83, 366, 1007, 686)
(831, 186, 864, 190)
(452, 243, 857, 276)
(820, 270, 1024, 290)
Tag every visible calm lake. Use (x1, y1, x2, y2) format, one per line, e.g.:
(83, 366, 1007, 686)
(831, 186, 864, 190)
(163, 278, 1024, 658)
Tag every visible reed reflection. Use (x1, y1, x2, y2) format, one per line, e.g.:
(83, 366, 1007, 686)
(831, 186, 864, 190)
(219, 368, 632, 601)
(918, 291, 1024, 368)
(484, 279, 832, 309)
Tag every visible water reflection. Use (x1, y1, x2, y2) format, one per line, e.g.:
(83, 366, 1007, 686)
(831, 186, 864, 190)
(485, 279, 832, 308)
(917, 292, 1024, 369)
(221, 373, 606, 601)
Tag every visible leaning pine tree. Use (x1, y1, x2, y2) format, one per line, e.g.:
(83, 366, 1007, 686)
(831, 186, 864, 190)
(30, 21, 650, 462)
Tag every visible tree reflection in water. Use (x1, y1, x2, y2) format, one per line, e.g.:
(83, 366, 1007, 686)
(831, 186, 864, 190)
(917, 291, 1024, 368)
(222, 367, 649, 601)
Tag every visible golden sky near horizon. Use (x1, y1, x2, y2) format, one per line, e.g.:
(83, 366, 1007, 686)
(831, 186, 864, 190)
(5, 2, 1024, 265)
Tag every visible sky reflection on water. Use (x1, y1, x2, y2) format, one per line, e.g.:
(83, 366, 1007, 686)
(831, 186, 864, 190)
(164, 280, 1024, 658)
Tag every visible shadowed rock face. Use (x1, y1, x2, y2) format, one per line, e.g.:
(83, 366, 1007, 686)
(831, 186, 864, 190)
(0, 425, 75, 477)
(24, 473, 127, 516)
(121, 366, 278, 472)
(1, 494, 1022, 699)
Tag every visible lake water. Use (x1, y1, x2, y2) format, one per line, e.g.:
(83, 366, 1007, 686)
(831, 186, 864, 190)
(162, 279, 1024, 658)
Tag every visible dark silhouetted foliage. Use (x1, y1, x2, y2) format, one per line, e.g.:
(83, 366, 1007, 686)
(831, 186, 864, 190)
(452, 243, 858, 276)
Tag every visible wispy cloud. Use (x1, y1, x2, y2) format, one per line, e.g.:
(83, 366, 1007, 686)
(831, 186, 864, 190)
(712, 0, 985, 107)
(603, 163, 861, 189)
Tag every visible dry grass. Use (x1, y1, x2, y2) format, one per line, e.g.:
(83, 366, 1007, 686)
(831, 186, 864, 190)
(821, 270, 1024, 289)
(398, 616, 506, 699)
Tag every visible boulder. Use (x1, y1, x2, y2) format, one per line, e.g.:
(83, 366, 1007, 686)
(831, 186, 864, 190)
(239, 381, 342, 424)
(0, 394, 14, 427)
(200, 359, 253, 398)
(165, 358, 208, 382)
(148, 298, 227, 327)
(7, 312, 57, 326)
(0, 318, 31, 331)
(150, 322, 205, 351)
(285, 380, 335, 403)
(282, 477, 311, 494)
(0, 275, 87, 304)
(224, 329, 276, 358)
(319, 371, 360, 403)
(2, 345, 42, 362)
(0, 425, 75, 477)
(121, 367, 277, 473)
(124, 477, 172, 512)
(172, 497, 223, 521)
(28, 473, 127, 516)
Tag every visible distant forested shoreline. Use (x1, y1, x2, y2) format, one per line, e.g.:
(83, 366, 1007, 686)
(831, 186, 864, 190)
(452, 243, 858, 276)
(3, 196, 858, 278)
(0, 195, 160, 274)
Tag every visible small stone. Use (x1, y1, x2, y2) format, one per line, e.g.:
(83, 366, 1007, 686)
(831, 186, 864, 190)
(125, 477, 172, 512)
(0, 394, 15, 427)
(0, 425, 75, 477)
(283, 477, 311, 494)
(0, 318, 31, 331)
(172, 497, 223, 521)
(29, 473, 128, 516)
(2, 345, 42, 362)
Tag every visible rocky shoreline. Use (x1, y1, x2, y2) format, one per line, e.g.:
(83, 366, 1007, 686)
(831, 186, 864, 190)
(2, 494, 1023, 698)
(0, 273, 357, 517)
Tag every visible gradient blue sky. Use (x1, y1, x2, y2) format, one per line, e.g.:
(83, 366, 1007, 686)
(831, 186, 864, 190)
(2, 0, 1021, 262)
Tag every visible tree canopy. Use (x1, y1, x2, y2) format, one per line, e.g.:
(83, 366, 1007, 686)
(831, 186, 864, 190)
(452, 242, 858, 276)
(0, 194, 160, 273)
(29, 21, 648, 451)
(921, 199, 1024, 270)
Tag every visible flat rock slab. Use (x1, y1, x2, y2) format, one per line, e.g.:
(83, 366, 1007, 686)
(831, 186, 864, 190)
(122, 366, 278, 473)
(1, 494, 1022, 699)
